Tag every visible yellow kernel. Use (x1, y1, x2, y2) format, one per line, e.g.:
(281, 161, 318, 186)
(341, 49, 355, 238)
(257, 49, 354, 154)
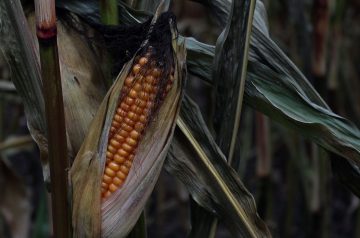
(120, 102, 130, 111)
(117, 108, 127, 117)
(114, 114, 122, 123)
(130, 130, 140, 139)
(123, 123, 133, 132)
(152, 68, 161, 77)
(107, 145, 117, 153)
(105, 168, 115, 177)
(110, 139, 121, 148)
(126, 137, 137, 146)
(130, 105, 143, 114)
(128, 111, 139, 121)
(119, 129, 128, 138)
(135, 99, 147, 108)
(132, 64, 141, 74)
(125, 97, 134, 106)
(139, 57, 148, 66)
(101, 182, 109, 188)
(124, 118, 135, 127)
(114, 154, 126, 163)
(122, 143, 133, 153)
(117, 148, 129, 157)
(129, 89, 137, 98)
(133, 83, 142, 91)
(124, 160, 132, 168)
(145, 75, 155, 84)
(111, 120, 120, 128)
(116, 171, 127, 180)
(120, 165, 129, 174)
(113, 177, 123, 186)
(135, 122, 145, 132)
(143, 83, 152, 92)
(114, 134, 125, 142)
(109, 183, 118, 192)
(106, 151, 113, 159)
(139, 92, 149, 100)
(110, 126, 116, 133)
(129, 154, 135, 161)
(108, 162, 120, 171)
(103, 174, 112, 183)
(125, 76, 134, 87)
(139, 115, 146, 123)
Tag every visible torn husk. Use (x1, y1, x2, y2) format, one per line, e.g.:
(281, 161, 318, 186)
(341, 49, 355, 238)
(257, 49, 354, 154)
(70, 10, 187, 238)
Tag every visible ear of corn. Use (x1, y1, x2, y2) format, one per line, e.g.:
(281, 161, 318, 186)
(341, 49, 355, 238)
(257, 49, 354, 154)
(70, 7, 186, 237)
(101, 53, 175, 199)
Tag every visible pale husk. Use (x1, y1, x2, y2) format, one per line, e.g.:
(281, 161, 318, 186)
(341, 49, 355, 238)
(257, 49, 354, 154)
(26, 12, 107, 156)
(70, 17, 186, 238)
(23, 13, 107, 183)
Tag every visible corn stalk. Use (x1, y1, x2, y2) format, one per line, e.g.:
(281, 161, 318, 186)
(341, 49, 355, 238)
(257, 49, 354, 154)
(34, 0, 71, 237)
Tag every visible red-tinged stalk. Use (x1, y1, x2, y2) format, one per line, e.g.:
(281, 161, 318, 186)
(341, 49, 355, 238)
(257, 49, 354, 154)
(34, 1, 71, 237)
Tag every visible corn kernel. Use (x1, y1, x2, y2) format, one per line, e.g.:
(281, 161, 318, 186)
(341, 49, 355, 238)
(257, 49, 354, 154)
(114, 154, 125, 163)
(122, 143, 133, 153)
(125, 76, 134, 87)
(103, 174, 112, 183)
(120, 165, 129, 174)
(139, 57, 148, 66)
(110, 139, 121, 148)
(113, 177, 123, 186)
(102, 52, 174, 198)
(132, 64, 141, 74)
(108, 162, 120, 171)
(117, 148, 129, 157)
(109, 184, 118, 192)
(116, 171, 126, 180)
(105, 168, 115, 177)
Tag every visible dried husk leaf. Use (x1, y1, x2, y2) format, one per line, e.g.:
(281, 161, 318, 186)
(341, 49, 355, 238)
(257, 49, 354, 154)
(0, 0, 49, 180)
(70, 16, 186, 238)
(1, 1, 107, 184)
(26, 13, 107, 159)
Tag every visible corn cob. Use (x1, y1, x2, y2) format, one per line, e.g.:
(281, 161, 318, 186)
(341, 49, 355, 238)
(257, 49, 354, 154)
(101, 51, 174, 199)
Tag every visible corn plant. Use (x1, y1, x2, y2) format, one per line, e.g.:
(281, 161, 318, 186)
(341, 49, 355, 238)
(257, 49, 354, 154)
(1, 0, 360, 237)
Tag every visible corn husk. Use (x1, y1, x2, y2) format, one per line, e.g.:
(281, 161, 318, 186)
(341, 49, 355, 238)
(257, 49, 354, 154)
(26, 13, 107, 159)
(70, 5, 186, 238)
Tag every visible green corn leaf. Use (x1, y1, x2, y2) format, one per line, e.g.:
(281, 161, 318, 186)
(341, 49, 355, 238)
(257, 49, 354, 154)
(191, 0, 257, 236)
(191, 0, 360, 197)
(212, 0, 256, 163)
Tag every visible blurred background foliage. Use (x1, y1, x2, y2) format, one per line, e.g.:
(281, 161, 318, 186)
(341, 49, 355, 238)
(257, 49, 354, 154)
(1, 0, 360, 237)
